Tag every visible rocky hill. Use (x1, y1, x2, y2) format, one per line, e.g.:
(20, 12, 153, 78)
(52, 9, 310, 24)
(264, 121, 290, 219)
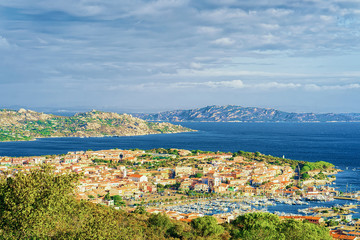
(134, 105, 360, 122)
(0, 109, 193, 142)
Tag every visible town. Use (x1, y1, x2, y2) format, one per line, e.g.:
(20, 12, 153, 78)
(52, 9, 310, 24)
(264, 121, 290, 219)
(1, 148, 359, 239)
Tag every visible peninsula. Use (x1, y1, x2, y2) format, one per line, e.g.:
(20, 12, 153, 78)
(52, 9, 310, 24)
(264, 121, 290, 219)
(134, 105, 360, 122)
(0, 109, 193, 142)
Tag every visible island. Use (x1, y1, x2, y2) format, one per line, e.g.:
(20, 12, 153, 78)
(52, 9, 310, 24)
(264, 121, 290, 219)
(0, 109, 194, 142)
(134, 105, 360, 122)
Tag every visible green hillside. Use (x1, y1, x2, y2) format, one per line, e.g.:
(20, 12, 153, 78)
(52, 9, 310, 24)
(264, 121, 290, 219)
(0, 109, 193, 142)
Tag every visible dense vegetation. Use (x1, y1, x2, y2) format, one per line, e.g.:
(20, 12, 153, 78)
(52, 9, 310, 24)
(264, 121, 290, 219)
(0, 166, 332, 239)
(299, 161, 335, 181)
(225, 212, 332, 240)
(300, 161, 335, 173)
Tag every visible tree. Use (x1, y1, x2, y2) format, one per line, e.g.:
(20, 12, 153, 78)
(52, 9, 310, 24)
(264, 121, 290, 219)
(301, 165, 311, 173)
(157, 183, 165, 191)
(104, 192, 111, 201)
(111, 195, 125, 207)
(230, 212, 284, 240)
(0, 166, 154, 239)
(194, 173, 203, 178)
(172, 182, 181, 190)
(301, 173, 310, 180)
(280, 219, 332, 240)
(148, 213, 173, 230)
(191, 216, 224, 238)
(0, 165, 80, 238)
(133, 206, 147, 215)
(326, 219, 338, 227)
(167, 221, 194, 239)
(228, 212, 331, 240)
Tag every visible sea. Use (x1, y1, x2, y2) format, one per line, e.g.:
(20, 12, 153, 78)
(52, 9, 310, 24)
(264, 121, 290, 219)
(1, 122, 360, 217)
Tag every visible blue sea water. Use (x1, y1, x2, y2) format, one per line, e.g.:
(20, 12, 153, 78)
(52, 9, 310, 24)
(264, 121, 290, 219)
(1, 122, 359, 165)
(0, 122, 360, 215)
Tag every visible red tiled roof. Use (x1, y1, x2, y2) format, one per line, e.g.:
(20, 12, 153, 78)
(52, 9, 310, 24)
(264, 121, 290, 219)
(129, 174, 143, 178)
(180, 219, 192, 223)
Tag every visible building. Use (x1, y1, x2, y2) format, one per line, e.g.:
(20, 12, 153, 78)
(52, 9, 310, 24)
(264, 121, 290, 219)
(175, 166, 193, 176)
(280, 216, 324, 225)
(193, 183, 209, 192)
(129, 174, 148, 182)
(341, 214, 353, 222)
(356, 220, 360, 232)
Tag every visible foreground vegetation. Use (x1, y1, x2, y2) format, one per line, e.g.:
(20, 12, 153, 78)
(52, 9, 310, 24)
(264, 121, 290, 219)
(0, 166, 332, 239)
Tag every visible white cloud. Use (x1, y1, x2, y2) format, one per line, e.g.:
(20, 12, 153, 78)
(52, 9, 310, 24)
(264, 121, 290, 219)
(161, 68, 310, 78)
(198, 80, 301, 90)
(197, 26, 222, 35)
(212, 37, 235, 46)
(265, 8, 293, 17)
(0, 36, 10, 49)
(259, 23, 280, 30)
(199, 8, 248, 23)
(111, 80, 360, 92)
(190, 62, 202, 69)
(254, 82, 301, 89)
(304, 83, 360, 91)
(203, 80, 245, 88)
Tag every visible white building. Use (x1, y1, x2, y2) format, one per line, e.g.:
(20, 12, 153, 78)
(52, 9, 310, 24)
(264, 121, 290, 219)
(129, 174, 148, 182)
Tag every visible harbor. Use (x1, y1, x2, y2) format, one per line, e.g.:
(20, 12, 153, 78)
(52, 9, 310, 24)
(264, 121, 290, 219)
(156, 196, 360, 220)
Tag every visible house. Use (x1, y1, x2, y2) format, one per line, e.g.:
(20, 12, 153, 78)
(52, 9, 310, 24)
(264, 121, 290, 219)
(129, 174, 148, 182)
(175, 166, 193, 177)
(341, 214, 353, 222)
(103, 199, 114, 206)
(214, 213, 235, 224)
(193, 183, 209, 192)
(213, 184, 228, 194)
(280, 216, 324, 225)
(239, 186, 256, 196)
(202, 177, 220, 187)
(156, 179, 176, 186)
(356, 220, 360, 232)
(330, 230, 360, 240)
(179, 181, 192, 191)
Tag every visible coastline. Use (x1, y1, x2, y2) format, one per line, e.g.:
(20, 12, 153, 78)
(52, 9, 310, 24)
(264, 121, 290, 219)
(0, 129, 197, 143)
(0, 122, 358, 197)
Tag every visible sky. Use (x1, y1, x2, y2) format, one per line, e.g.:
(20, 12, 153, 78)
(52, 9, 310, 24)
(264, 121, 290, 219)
(1, 0, 360, 113)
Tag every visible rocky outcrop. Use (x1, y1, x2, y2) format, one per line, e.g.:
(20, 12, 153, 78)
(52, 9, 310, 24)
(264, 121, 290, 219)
(0, 109, 52, 126)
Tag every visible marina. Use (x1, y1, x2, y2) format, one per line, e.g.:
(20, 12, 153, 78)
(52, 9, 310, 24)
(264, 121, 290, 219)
(160, 197, 334, 217)
(155, 194, 360, 220)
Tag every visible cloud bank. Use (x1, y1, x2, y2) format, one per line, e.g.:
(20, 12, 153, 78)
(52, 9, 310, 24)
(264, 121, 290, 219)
(0, 0, 360, 112)
(109, 80, 360, 92)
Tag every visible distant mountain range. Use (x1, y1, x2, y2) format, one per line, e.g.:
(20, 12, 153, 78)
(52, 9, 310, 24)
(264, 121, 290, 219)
(0, 109, 193, 142)
(134, 105, 360, 122)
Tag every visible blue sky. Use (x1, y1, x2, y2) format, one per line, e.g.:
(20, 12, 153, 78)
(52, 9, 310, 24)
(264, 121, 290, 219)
(1, 0, 360, 113)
